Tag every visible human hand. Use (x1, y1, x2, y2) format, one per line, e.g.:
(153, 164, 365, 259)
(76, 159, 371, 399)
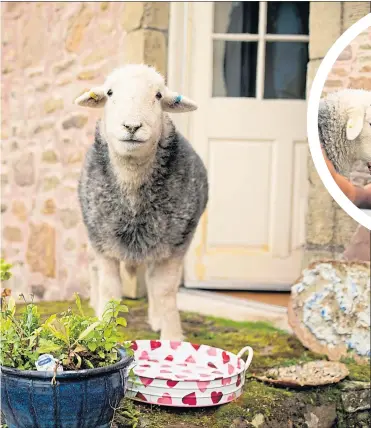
(354, 183, 371, 209)
(321, 149, 357, 203)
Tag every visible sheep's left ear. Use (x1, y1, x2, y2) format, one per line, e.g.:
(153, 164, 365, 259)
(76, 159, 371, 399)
(346, 105, 365, 140)
(161, 89, 197, 113)
(74, 86, 107, 108)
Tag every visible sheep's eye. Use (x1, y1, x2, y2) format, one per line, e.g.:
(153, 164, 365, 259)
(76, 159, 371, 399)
(107, 89, 113, 97)
(156, 92, 162, 100)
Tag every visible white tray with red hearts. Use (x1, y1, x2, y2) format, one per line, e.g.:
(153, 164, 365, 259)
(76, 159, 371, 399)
(125, 340, 253, 407)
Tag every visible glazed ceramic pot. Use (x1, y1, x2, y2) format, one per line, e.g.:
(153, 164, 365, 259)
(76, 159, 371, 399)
(1, 348, 133, 428)
(126, 340, 254, 407)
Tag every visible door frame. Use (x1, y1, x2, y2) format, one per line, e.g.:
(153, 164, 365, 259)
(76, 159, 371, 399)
(168, 2, 216, 289)
(167, 2, 309, 291)
(167, 2, 194, 139)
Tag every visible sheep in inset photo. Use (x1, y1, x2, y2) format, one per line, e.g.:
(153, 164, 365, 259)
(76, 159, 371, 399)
(75, 64, 208, 340)
(318, 89, 371, 176)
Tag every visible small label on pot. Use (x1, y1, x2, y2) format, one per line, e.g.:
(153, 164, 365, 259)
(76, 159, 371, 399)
(36, 354, 63, 372)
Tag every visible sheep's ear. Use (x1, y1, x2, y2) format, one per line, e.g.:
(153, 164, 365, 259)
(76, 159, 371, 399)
(74, 87, 107, 108)
(346, 106, 365, 140)
(161, 89, 197, 113)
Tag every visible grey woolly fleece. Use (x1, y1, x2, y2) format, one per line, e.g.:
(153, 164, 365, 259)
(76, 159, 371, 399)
(318, 90, 371, 175)
(78, 119, 208, 266)
(318, 98, 356, 175)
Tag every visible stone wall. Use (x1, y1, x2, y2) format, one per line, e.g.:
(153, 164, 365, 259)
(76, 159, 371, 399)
(1, 2, 169, 300)
(305, 2, 371, 265)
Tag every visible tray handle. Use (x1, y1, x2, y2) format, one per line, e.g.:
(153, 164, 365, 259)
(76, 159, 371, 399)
(237, 346, 254, 371)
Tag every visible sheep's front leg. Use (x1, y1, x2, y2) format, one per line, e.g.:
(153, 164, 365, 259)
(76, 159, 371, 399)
(146, 268, 161, 332)
(146, 257, 184, 340)
(95, 255, 123, 318)
(88, 245, 99, 310)
(89, 260, 99, 311)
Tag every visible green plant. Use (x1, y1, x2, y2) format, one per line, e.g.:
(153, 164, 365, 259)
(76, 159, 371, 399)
(0, 293, 132, 371)
(0, 258, 12, 282)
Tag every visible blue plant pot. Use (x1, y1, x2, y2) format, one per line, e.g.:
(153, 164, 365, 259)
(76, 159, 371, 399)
(1, 348, 133, 428)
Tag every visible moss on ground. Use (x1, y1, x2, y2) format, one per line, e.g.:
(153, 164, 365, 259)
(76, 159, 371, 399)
(17, 298, 370, 427)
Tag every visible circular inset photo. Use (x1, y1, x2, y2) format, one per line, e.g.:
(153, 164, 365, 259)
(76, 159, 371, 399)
(308, 14, 371, 230)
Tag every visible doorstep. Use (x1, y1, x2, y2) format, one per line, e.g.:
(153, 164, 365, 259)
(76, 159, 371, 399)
(176, 288, 291, 333)
(215, 290, 290, 308)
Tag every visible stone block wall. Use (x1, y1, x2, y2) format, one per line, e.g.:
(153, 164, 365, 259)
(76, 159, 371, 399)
(1, 2, 169, 300)
(305, 2, 371, 265)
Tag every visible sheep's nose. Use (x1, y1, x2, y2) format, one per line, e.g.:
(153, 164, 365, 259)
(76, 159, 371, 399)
(123, 123, 142, 134)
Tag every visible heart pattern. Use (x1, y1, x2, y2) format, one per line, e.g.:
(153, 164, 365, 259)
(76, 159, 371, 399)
(222, 377, 231, 386)
(135, 392, 147, 401)
(182, 392, 197, 406)
(227, 392, 236, 401)
(222, 351, 230, 364)
(236, 374, 242, 387)
(197, 380, 210, 392)
(138, 351, 149, 360)
(211, 391, 223, 404)
(207, 347, 217, 356)
(150, 340, 162, 351)
(158, 393, 172, 405)
(170, 341, 181, 350)
(130, 388, 241, 407)
(139, 377, 153, 387)
(126, 340, 252, 407)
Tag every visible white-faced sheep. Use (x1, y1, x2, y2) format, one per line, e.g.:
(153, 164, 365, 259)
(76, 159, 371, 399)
(318, 89, 371, 175)
(75, 64, 208, 340)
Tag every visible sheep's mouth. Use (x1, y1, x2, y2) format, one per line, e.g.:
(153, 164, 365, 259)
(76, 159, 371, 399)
(119, 138, 145, 144)
(368, 162, 371, 174)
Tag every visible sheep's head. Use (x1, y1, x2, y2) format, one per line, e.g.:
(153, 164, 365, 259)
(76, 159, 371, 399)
(75, 64, 197, 157)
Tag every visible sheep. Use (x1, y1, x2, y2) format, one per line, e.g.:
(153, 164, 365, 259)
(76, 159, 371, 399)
(318, 89, 371, 176)
(74, 64, 208, 340)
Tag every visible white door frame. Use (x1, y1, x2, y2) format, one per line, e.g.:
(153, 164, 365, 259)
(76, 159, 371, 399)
(167, 2, 309, 291)
(167, 2, 194, 139)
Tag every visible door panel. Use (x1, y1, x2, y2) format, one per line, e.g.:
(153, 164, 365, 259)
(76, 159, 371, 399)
(207, 139, 272, 248)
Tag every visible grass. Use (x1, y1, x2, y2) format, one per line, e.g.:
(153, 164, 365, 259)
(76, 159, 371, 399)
(13, 297, 370, 427)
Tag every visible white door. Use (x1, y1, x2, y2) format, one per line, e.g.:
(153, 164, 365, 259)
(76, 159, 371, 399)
(168, 2, 309, 290)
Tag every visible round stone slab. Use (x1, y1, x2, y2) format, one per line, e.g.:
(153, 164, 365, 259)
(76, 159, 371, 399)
(288, 261, 370, 364)
(254, 361, 349, 388)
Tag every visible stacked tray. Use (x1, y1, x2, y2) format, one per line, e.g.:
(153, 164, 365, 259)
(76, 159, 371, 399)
(125, 340, 253, 407)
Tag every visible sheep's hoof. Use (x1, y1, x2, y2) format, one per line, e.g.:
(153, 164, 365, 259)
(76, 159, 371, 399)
(91, 301, 106, 319)
(148, 315, 162, 333)
(160, 332, 184, 341)
(160, 328, 184, 341)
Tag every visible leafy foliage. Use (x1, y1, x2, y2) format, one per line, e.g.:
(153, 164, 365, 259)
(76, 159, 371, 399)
(0, 258, 12, 282)
(0, 292, 132, 371)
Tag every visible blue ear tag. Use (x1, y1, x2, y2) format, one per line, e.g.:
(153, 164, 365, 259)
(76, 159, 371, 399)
(174, 95, 182, 104)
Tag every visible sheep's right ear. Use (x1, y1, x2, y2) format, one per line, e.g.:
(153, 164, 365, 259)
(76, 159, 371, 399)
(74, 87, 107, 108)
(161, 88, 198, 113)
(346, 106, 365, 140)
